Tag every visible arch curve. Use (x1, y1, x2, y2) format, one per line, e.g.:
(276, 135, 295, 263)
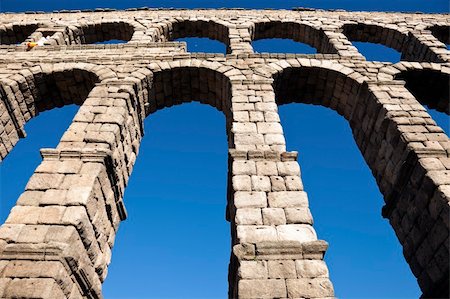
(146, 61, 233, 120)
(378, 62, 450, 114)
(396, 68, 449, 114)
(250, 21, 338, 54)
(72, 20, 141, 44)
(1, 63, 116, 114)
(0, 23, 40, 45)
(341, 22, 441, 62)
(342, 22, 408, 53)
(271, 63, 368, 119)
(427, 24, 450, 45)
(154, 18, 231, 53)
(0, 63, 117, 159)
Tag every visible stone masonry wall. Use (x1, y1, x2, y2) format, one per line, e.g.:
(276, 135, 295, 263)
(0, 8, 448, 299)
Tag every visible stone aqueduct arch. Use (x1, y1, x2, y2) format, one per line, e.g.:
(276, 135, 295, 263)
(0, 8, 448, 299)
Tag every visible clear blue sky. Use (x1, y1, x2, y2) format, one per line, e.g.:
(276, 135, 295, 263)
(0, 1, 449, 299)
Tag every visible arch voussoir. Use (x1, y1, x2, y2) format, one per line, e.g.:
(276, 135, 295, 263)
(0, 63, 117, 161)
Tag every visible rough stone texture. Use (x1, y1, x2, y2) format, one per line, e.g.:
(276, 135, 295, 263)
(0, 7, 448, 299)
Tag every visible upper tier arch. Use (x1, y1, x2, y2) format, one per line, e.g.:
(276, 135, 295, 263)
(152, 19, 231, 53)
(342, 22, 444, 62)
(0, 23, 39, 45)
(146, 59, 242, 118)
(250, 21, 338, 54)
(0, 63, 117, 160)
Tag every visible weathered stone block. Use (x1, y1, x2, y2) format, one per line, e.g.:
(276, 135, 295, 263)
(262, 208, 286, 225)
(0, 224, 24, 242)
(286, 278, 334, 297)
(16, 191, 44, 206)
(16, 225, 49, 243)
(234, 133, 265, 145)
(40, 189, 67, 206)
(264, 133, 285, 145)
(257, 122, 283, 134)
(255, 161, 278, 176)
(232, 122, 257, 133)
(285, 207, 313, 224)
(233, 243, 256, 260)
(25, 173, 65, 191)
(277, 224, 317, 242)
(35, 160, 83, 174)
(65, 186, 92, 205)
(0, 278, 9, 297)
(6, 206, 41, 225)
(268, 191, 308, 208)
(237, 225, 278, 243)
(235, 208, 263, 225)
(38, 206, 66, 224)
(285, 176, 304, 191)
(234, 191, 267, 208)
(277, 161, 300, 176)
(238, 279, 287, 298)
(268, 260, 296, 278)
(233, 175, 252, 191)
(233, 161, 256, 175)
(251, 175, 271, 191)
(239, 261, 267, 279)
(296, 260, 329, 278)
(4, 278, 66, 299)
(270, 176, 286, 191)
(249, 111, 264, 122)
(234, 111, 250, 122)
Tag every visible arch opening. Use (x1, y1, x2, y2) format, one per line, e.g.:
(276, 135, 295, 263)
(75, 22, 135, 44)
(168, 20, 230, 54)
(29, 68, 100, 113)
(0, 24, 38, 45)
(104, 66, 233, 297)
(103, 102, 230, 298)
(148, 66, 232, 118)
(395, 69, 449, 115)
(342, 23, 407, 61)
(277, 102, 421, 297)
(272, 65, 423, 296)
(94, 39, 128, 45)
(176, 37, 227, 54)
(0, 105, 79, 223)
(147, 66, 233, 146)
(272, 66, 363, 120)
(0, 67, 99, 160)
(253, 38, 317, 54)
(428, 25, 450, 47)
(251, 21, 337, 54)
(351, 41, 401, 63)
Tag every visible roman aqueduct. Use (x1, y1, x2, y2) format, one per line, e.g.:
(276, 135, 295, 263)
(0, 7, 448, 298)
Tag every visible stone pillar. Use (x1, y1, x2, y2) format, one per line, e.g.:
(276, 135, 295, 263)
(0, 149, 123, 298)
(361, 82, 449, 298)
(402, 30, 449, 62)
(0, 75, 149, 298)
(323, 30, 366, 60)
(227, 81, 334, 298)
(227, 150, 334, 299)
(228, 26, 254, 55)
